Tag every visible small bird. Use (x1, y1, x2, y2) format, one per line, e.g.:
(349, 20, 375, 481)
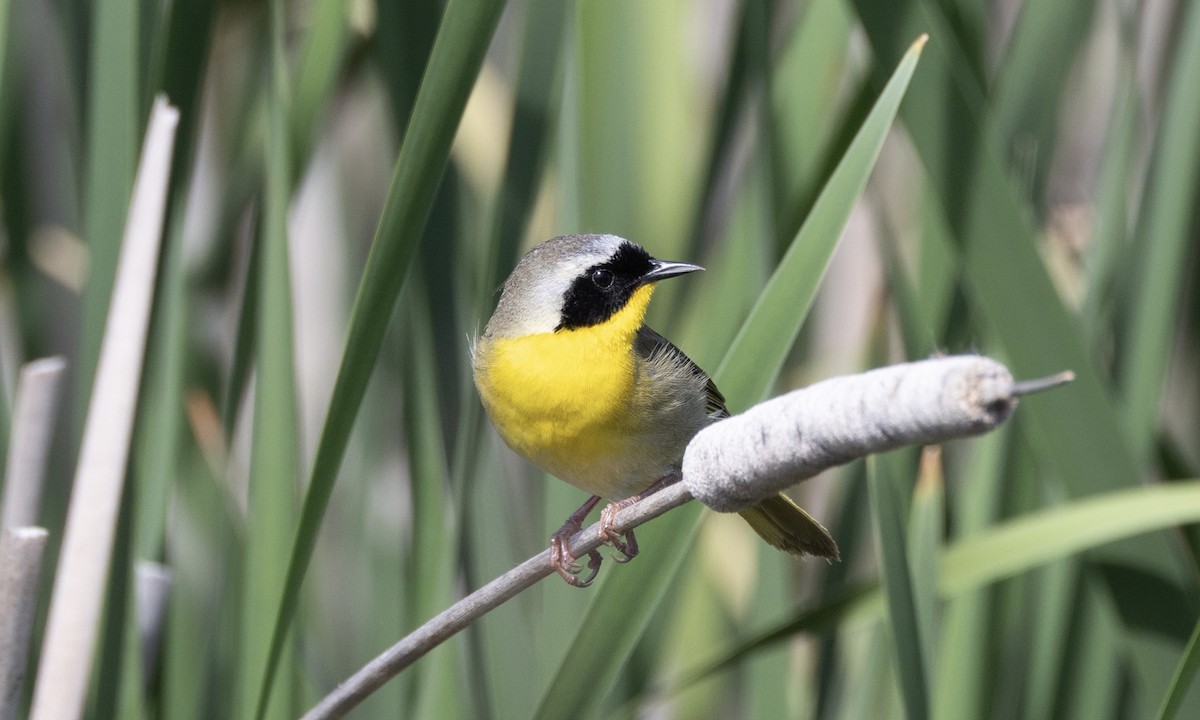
(472, 234, 837, 586)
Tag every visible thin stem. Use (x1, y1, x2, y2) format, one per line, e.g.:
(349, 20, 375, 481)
(301, 484, 692, 720)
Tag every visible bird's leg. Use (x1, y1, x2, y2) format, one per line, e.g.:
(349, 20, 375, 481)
(550, 495, 604, 587)
(599, 473, 677, 563)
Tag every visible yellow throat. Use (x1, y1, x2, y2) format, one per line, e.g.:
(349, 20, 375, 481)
(474, 284, 656, 493)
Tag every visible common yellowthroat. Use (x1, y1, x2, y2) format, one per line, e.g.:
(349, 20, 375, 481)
(472, 234, 837, 586)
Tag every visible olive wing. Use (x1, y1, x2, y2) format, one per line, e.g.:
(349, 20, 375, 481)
(635, 326, 729, 419)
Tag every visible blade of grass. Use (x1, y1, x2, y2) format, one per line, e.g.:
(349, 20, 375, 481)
(849, 0, 1167, 557)
(913, 191, 958, 341)
(940, 481, 1200, 595)
(987, 0, 1097, 208)
(241, 0, 300, 716)
(666, 568, 741, 719)
(110, 0, 219, 696)
(909, 448, 943, 683)
(771, 0, 856, 243)
(290, 0, 348, 164)
(1120, 0, 1200, 460)
(997, 439, 1074, 720)
(1082, 58, 1137, 351)
(374, 0, 441, 135)
(868, 454, 930, 720)
(848, 5, 1198, 711)
(123, 27, 223, 712)
(671, 479, 1200, 697)
(85, 482, 149, 718)
(572, 0, 645, 238)
(133, 0, 218, 563)
(215, 35, 269, 440)
(79, 0, 139, 410)
(400, 289, 463, 719)
(839, 627, 902, 720)
(1022, 556, 1079, 720)
(631, 0, 707, 253)
(255, 2, 507, 715)
(812, 464, 873, 719)
(675, 141, 774, 370)
(1157, 616, 1200, 720)
(1056, 572, 1124, 719)
(746, 0, 779, 270)
(163, 446, 244, 720)
(222, 214, 262, 441)
(679, 0, 757, 262)
(532, 36, 927, 720)
(716, 36, 927, 408)
(476, 0, 567, 302)
(0, 0, 10, 126)
(675, 583, 886, 692)
(932, 427, 1007, 720)
(876, 211, 938, 357)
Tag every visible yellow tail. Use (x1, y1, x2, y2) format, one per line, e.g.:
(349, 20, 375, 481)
(738, 493, 839, 559)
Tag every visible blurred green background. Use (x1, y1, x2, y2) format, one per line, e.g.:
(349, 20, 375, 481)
(1, 0, 1199, 718)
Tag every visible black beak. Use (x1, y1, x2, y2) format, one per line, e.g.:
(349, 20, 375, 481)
(641, 259, 703, 284)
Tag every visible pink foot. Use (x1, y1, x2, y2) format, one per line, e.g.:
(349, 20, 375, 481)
(549, 495, 603, 587)
(598, 474, 677, 563)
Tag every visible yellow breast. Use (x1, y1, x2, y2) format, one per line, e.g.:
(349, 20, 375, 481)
(473, 286, 659, 498)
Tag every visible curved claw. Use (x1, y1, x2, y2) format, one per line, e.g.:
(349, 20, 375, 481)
(575, 549, 602, 587)
(549, 495, 605, 588)
(608, 530, 638, 563)
(550, 520, 603, 587)
(551, 535, 603, 587)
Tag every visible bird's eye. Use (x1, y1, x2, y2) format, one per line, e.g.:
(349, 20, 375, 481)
(591, 268, 614, 289)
